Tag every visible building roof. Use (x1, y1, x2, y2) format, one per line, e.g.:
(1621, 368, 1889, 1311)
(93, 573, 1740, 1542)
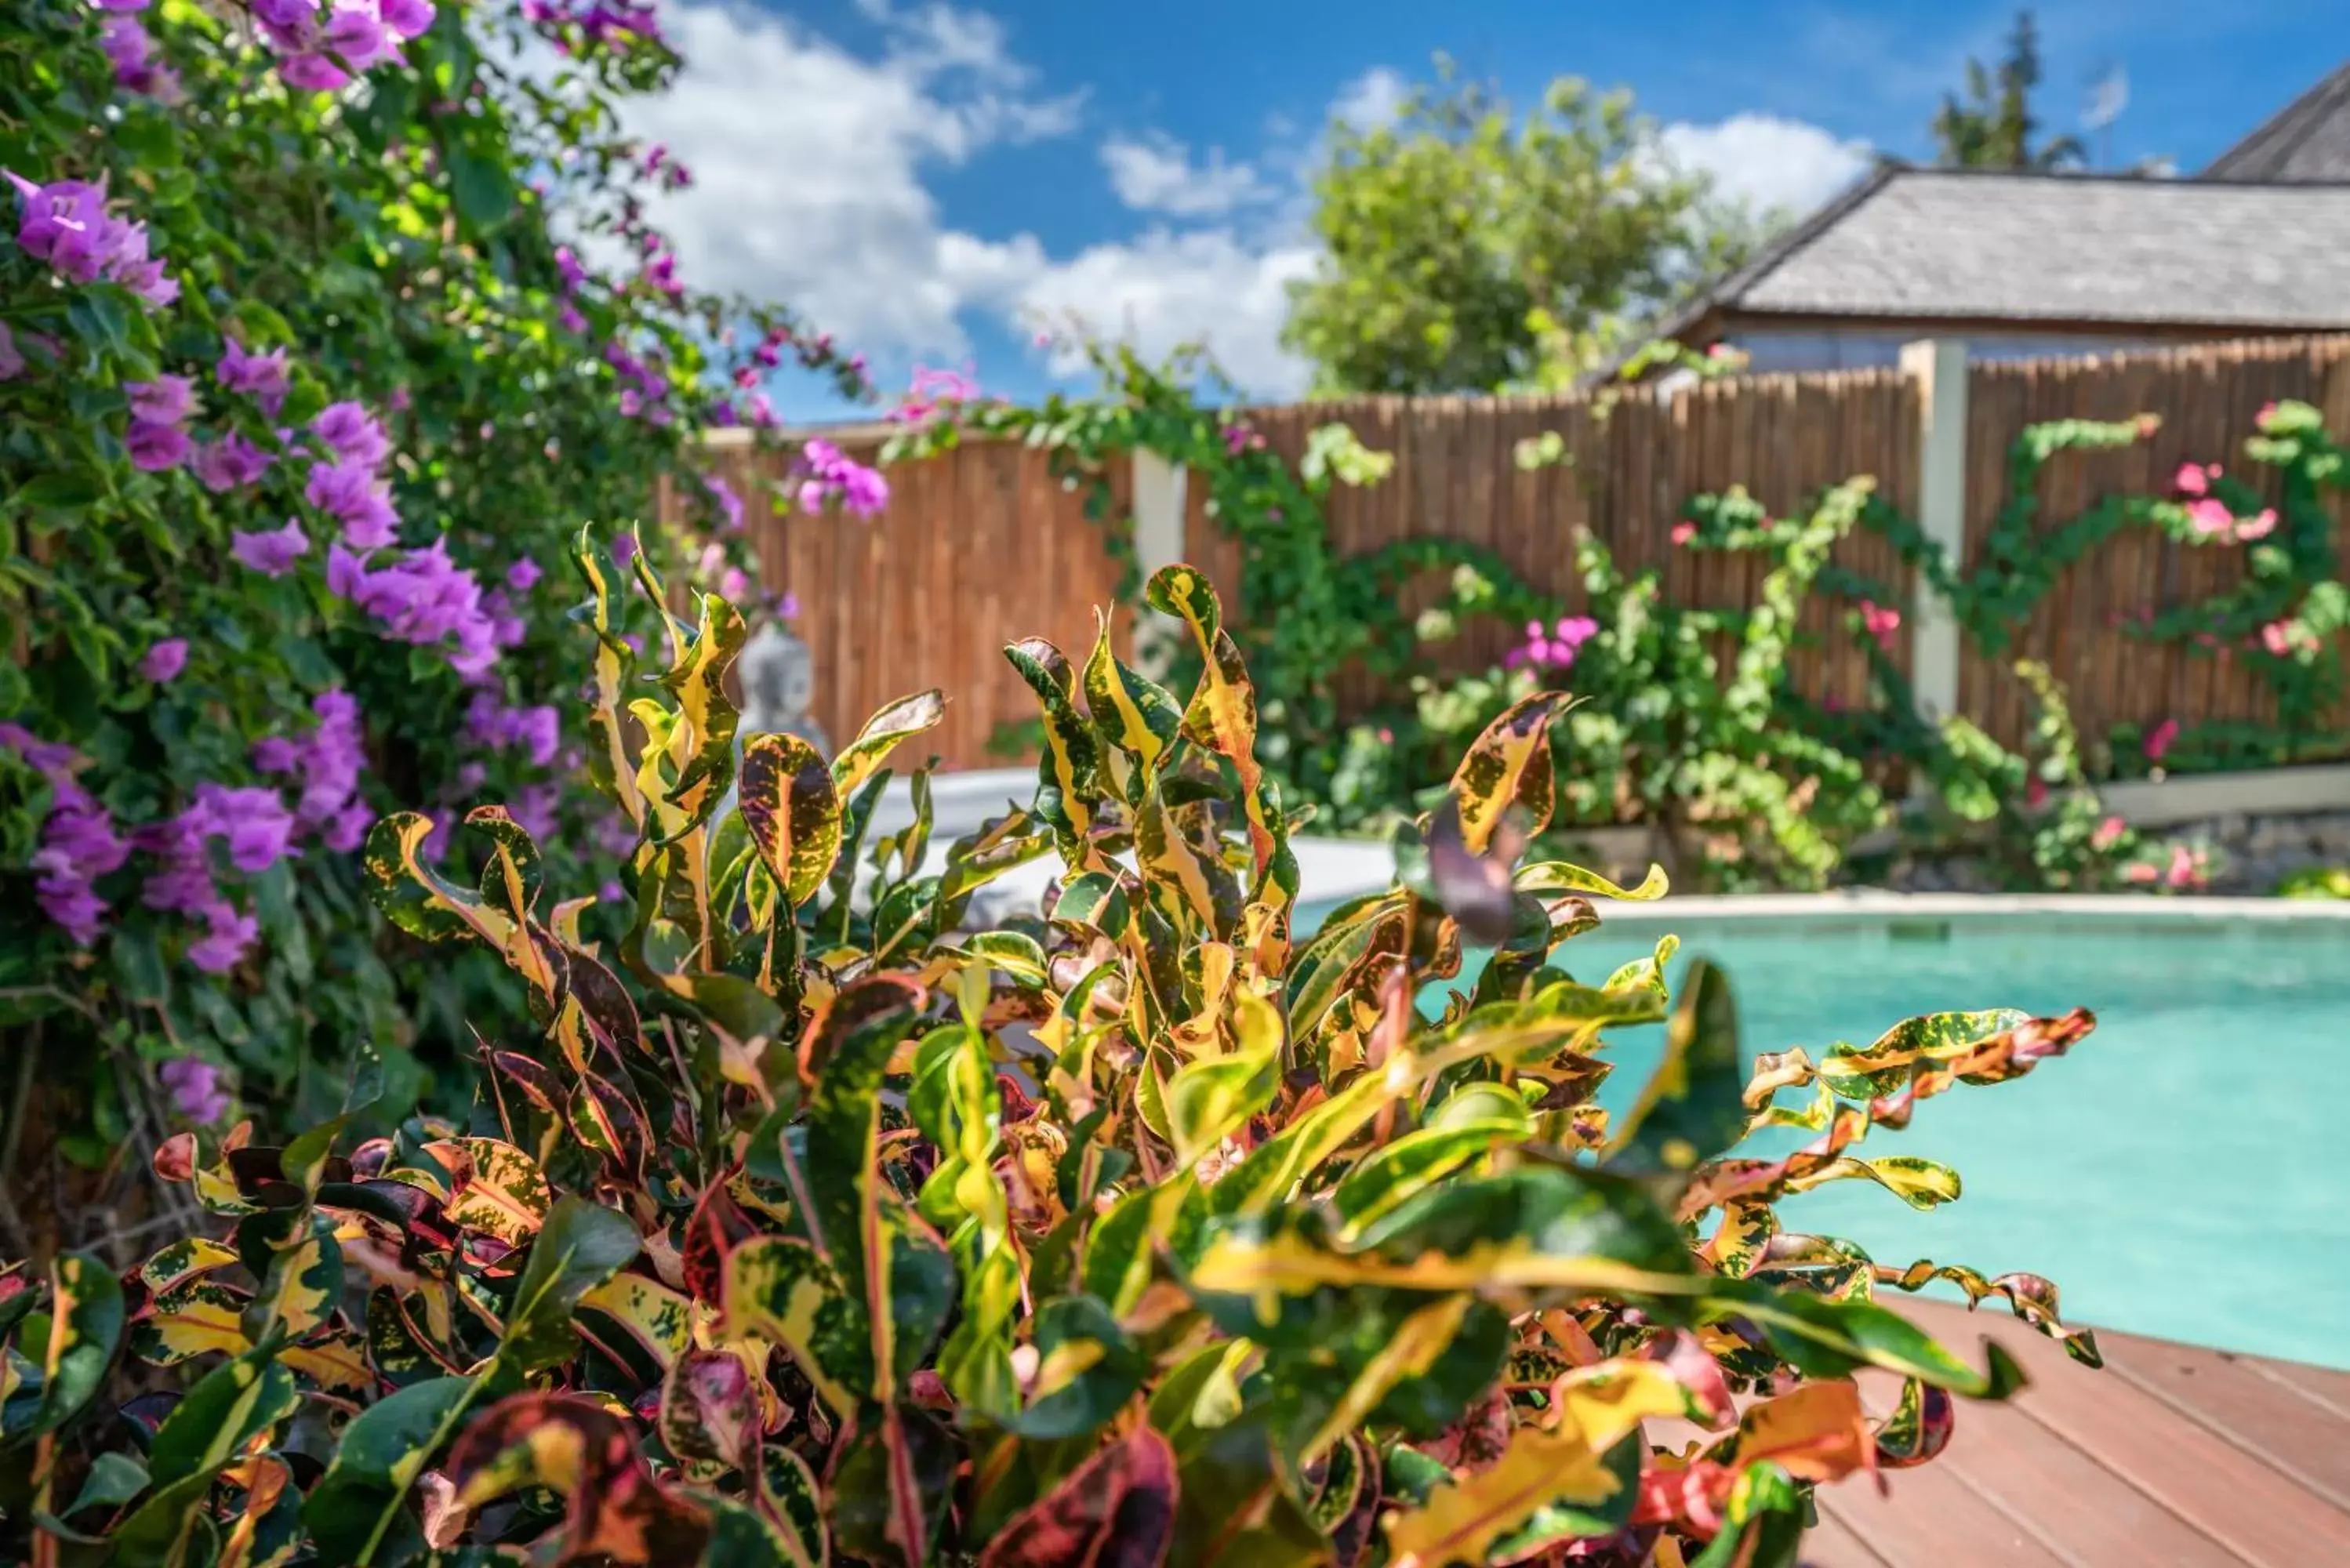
(2203, 62, 2350, 182)
(1658, 165, 2350, 338)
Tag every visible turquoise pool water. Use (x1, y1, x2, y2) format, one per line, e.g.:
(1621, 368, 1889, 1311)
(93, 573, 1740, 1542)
(1295, 907, 2350, 1369)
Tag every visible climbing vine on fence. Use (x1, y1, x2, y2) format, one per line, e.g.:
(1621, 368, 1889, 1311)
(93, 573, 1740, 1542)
(889, 346, 2350, 890)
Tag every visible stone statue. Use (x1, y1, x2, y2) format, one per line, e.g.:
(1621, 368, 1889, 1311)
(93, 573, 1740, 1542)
(738, 620, 828, 755)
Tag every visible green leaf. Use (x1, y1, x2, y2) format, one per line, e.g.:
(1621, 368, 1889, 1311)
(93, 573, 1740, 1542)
(303, 1376, 478, 1566)
(831, 689, 946, 800)
(17, 1255, 123, 1443)
(1004, 1296, 1146, 1440)
(64, 1450, 150, 1516)
(499, 1196, 641, 1374)
(1607, 958, 1745, 1178)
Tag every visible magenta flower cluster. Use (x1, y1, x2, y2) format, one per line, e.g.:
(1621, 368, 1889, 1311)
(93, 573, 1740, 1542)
(892, 364, 979, 426)
(249, 0, 438, 94)
(1506, 615, 1600, 672)
(1, 726, 130, 947)
(330, 536, 510, 678)
(521, 0, 668, 53)
(158, 1057, 231, 1124)
(5, 171, 177, 307)
(252, 689, 374, 851)
(795, 437, 889, 518)
(464, 691, 561, 767)
(100, 12, 181, 100)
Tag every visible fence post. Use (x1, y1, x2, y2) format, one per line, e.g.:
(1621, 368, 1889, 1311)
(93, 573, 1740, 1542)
(1901, 339, 1969, 742)
(1130, 447, 1188, 670)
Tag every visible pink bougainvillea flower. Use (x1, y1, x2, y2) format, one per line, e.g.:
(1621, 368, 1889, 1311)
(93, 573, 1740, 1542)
(158, 1058, 231, 1123)
(311, 401, 390, 470)
(718, 566, 750, 602)
(127, 418, 191, 471)
(796, 437, 889, 517)
(2144, 717, 2180, 761)
(2261, 620, 2297, 656)
(140, 638, 188, 682)
(231, 517, 311, 577)
(2184, 497, 2234, 537)
(1859, 600, 1901, 652)
(506, 556, 543, 592)
(1671, 521, 1698, 546)
(2171, 461, 2207, 497)
(2025, 775, 2048, 808)
(2165, 844, 2203, 890)
(193, 433, 276, 492)
(2123, 860, 2157, 884)
(216, 337, 291, 414)
(2235, 508, 2277, 542)
(2091, 815, 2127, 851)
(127, 375, 194, 426)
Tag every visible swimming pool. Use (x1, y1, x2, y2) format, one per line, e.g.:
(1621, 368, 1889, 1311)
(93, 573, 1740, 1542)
(1292, 899, 2350, 1369)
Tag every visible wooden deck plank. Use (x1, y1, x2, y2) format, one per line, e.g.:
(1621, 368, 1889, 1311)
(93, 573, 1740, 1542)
(1903, 1301, 2350, 1568)
(2097, 1327, 2350, 1512)
(1796, 1508, 1888, 1567)
(1819, 1447, 2068, 1566)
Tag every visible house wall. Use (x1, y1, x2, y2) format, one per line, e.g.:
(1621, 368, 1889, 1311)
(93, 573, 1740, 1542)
(1727, 324, 2177, 374)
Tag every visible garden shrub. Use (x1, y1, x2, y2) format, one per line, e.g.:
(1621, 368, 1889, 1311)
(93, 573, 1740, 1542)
(0, 551, 2105, 1565)
(0, 0, 872, 1198)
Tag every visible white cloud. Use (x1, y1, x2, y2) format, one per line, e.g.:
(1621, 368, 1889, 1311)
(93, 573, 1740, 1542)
(1100, 134, 1273, 217)
(1330, 66, 1411, 133)
(994, 230, 1320, 397)
(1657, 114, 1872, 218)
(615, 0, 1080, 357)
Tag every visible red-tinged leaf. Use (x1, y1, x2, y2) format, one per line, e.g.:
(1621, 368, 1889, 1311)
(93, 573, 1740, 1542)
(1873, 1377, 1955, 1468)
(661, 1347, 760, 1479)
(1872, 1261, 2102, 1367)
(1732, 1380, 1875, 1484)
(1447, 690, 1571, 855)
(742, 731, 841, 908)
(682, 1176, 762, 1303)
(448, 1392, 712, 1563)
(977, 1423, 1179, 1568)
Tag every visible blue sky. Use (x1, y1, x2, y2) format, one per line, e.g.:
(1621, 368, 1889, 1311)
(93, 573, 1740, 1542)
(629, 0, 2344, 419)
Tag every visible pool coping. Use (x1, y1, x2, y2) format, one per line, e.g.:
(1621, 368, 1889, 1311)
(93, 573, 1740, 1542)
(1567, 890, 2350, 924)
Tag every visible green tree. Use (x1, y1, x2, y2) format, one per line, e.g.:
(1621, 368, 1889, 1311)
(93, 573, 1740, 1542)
(1281, 60, 1771, 396)
(1930, 11, 2087, 169)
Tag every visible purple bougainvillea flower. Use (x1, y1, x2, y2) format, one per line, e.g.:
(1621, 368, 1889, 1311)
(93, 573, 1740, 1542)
(158, 1058, 232, 1123)
(186, 906, 258, 975)
(612, 533, 637, 566)
(216, 337, 291, 415)
(193, 433, 277, 492)
(555, 246, 587, 291)
(126, 375, 194, 426)
(718, 566, 749, 602)
(379, 0, 436, 36)
(777, 590, 801, 619)
(558, 303, 587, 335)
(311, 401, 390, 469)
(231, 517, 311, 577)
(703, 475, 743, 532)
(127, 419, 192, 471)
(306, 459, 399, 547)
(100, 16, 178, 98)
(140, 638, 188, 682)
(506, 557, 542, 591)
(193, 782, 299, 873)
(7, 172, 178, 305)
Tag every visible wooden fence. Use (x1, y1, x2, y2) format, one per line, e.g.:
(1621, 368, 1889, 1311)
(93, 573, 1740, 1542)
(670, 334, 2350, 773)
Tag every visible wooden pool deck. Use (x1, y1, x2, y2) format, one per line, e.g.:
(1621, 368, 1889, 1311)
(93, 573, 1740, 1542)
(1803, 1300, 2350, 1566)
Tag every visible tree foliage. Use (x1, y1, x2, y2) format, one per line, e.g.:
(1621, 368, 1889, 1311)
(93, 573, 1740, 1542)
(1928, 11, 2087, 171)
(1281, 60, 1773, 396)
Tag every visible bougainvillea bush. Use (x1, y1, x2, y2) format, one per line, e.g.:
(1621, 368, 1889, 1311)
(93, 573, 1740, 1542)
(0, 0, 878, 1196)
(0, 550, 2103, 1564)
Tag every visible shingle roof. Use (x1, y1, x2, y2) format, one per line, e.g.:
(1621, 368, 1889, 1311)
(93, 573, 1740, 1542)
(1670, 166, 2350, 332)
(2203, 62, 2350, 182)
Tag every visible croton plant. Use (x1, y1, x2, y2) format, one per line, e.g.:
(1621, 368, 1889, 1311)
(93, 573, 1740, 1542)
(0, 535, 2102, 1566)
